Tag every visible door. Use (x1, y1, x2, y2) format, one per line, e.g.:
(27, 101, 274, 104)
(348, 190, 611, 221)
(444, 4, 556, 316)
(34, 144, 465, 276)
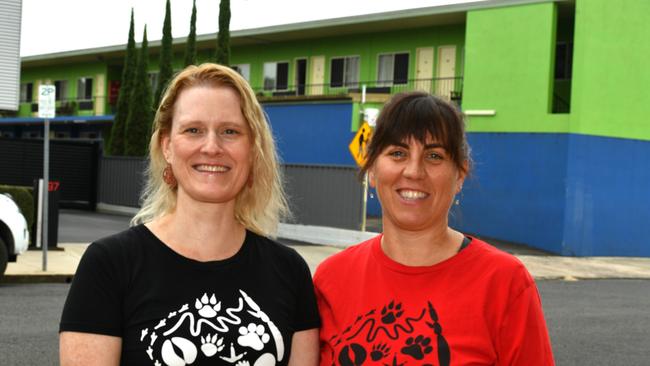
(436, 46, 456, 99)
(309, 55, 325, 95)
(296, 58, 307, 95)
(415, 47, 434, 92)
(94, 74, 105, 115)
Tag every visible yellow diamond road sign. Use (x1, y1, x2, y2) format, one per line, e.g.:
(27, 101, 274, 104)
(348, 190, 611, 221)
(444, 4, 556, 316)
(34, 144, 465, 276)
(349, 122, 372, 167)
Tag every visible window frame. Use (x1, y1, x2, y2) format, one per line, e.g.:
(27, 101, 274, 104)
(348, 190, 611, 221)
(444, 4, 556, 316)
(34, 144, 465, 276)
(329, 55, 360, 88)
(20, 82, 33, 103)
(263, 61, 290, 91)
(77, 77, 94, 101)
(376, 51, 410, 86)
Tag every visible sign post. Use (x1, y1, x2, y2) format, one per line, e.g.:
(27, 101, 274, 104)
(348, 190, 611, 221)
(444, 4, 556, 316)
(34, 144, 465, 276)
(38, 85, 56, 271)
(349, 121, 373, 231)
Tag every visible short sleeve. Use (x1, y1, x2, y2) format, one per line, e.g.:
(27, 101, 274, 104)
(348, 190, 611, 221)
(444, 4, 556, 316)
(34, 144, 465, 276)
(59, 241, 124, 337)
(291, 254, 321, 331)
(496, 280, 555, 365)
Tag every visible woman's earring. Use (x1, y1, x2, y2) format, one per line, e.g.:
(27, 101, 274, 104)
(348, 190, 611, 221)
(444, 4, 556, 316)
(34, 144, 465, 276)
(163, 164, 177, 189)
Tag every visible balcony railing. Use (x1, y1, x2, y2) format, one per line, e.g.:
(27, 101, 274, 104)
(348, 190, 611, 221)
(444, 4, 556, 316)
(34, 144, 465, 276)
(252, 76, 463, 104)
(25, 96, 107, 116)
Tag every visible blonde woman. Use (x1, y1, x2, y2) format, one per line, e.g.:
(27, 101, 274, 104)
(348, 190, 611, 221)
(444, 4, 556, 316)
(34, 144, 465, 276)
(60, 64, 320, 366)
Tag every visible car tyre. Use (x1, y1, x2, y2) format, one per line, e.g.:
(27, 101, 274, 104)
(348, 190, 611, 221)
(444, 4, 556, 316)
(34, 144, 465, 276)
(0, 236, 7, 279)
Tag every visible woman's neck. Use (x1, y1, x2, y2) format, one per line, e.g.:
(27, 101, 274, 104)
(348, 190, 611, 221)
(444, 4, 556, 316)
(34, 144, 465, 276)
(381, 222, 464, 266)
(146, 198, 246, 262)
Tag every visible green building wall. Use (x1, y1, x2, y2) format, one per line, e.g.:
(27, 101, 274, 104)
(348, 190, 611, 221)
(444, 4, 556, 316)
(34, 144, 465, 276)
(462, 2, 569, 133)
(570, 0, 650, 141)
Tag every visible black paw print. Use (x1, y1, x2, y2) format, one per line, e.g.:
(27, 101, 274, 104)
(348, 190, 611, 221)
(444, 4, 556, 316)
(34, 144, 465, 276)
(380, 301, 403, 324)
(370, 343, 391, 361)
(400, 335, 433, 360)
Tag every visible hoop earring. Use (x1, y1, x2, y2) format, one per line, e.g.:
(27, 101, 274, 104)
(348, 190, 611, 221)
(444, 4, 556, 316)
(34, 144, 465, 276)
(163, 164, 177, 189)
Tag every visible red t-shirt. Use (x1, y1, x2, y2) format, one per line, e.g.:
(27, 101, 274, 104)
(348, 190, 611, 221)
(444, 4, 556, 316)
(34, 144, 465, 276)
(314, 235, 554, 366)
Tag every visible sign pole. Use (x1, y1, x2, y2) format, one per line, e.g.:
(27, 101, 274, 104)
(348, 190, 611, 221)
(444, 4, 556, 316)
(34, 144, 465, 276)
(361, 173, 368, 232)
(43, 119, 49, 271)
(38, 84, 55, 272)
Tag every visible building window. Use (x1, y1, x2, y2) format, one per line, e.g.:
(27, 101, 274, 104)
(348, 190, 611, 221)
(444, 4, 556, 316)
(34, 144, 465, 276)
(54, 80, 68, 101)
(232, 64, 250, 82)
(77, 77, 93, 100)
(20, 82, 33, 103)
(263, 62, 289, 91)
(554, 42, 573, 80)
(330, 56, 359, 88)
(377, 53, 409, 85)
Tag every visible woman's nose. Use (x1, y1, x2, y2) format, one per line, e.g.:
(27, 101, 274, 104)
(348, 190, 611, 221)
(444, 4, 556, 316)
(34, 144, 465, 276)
(403, 157, 425, 179)
(200, 133, 224, 155)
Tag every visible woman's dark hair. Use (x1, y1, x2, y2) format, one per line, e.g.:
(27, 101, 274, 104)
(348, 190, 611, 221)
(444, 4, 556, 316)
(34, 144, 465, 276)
(361, 91, 471, 175)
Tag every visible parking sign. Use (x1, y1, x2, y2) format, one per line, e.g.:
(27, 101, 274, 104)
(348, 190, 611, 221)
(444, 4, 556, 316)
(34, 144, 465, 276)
(38, 85, 56, 118)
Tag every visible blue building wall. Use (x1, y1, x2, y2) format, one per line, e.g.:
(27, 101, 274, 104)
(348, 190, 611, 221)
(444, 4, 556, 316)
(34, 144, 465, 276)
(259, 102, 650, 257)
(451, 133, 569, 254)
(562, 134, 650, 256)
(452, 132, 650, 257)
(263, 102, 357, 165)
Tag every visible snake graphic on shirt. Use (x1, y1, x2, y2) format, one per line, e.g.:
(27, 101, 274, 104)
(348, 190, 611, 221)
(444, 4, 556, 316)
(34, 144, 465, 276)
(140, 289, 284, 366)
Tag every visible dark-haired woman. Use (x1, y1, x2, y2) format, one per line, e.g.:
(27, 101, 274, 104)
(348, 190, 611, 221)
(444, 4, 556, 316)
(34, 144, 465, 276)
(314, 92, 554, 365)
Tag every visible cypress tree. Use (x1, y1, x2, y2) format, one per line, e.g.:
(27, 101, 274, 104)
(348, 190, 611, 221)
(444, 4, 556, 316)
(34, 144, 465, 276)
(107, 9, 136, 156)
(215, 0, 231, 66)
(125, 27, 153, 157)
(153, 0, 174, 109)
(184, 0, 197, 67)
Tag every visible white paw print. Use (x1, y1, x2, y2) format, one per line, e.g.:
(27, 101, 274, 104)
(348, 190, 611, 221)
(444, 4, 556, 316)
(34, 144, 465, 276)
(237, 323, 270, 351)
(195, 293, 221, 318)
(200, 333, 225, 357)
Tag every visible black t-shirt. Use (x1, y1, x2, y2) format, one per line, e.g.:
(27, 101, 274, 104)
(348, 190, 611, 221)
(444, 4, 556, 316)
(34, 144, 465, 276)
(60, 225, 320, 366)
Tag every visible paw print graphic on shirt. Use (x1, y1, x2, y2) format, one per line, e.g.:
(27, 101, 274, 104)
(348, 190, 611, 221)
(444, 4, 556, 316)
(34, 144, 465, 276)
(380, 300, 404, 324)
(401, 335, 433, 360)
(195, 293, 221, 318)
(200, 333, 225, 357)
(237, 323, 270, 351)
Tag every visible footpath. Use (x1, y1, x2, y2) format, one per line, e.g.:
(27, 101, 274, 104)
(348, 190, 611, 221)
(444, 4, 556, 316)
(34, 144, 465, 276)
(4, 223, 650, 283)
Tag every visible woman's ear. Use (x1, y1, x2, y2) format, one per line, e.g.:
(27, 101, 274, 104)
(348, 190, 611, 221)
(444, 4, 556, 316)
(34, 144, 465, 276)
(368, 170, 376, 188)
(160, 132, 171, 163)
(456, 161, 469, 194)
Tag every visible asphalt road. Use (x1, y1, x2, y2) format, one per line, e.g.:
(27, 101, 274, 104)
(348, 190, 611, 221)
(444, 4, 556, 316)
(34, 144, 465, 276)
(1, 280, 649, 365)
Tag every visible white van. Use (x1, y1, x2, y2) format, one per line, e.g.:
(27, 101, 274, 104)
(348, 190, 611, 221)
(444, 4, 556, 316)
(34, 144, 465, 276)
(0, 193, 30, 279)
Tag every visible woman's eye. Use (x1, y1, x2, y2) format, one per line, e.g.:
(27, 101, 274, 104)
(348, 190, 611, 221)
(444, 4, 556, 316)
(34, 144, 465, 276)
(426, 151, 444, 161)
(388, 150, 406, 158)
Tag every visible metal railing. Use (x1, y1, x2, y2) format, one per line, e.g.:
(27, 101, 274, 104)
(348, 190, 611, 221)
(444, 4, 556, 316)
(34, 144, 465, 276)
(25, 96, 108, 116)
(252, 77, 463, 103)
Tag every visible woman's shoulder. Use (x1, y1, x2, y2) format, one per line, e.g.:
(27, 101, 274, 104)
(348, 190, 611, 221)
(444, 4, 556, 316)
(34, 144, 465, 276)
(246, 230, 307, 264)
(314, 234, 380, 277)
(84, 225, 150, 259)
(468, 237, 535, 287)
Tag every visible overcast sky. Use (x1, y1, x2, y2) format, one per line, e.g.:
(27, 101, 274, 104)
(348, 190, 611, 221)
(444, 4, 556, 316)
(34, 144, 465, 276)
(19, 0, 483, 57)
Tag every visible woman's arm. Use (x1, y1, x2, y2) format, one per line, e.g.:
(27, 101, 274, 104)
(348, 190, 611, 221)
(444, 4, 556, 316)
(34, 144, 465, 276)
(60, 332, 122, 366)
(287, 328, 319, 366)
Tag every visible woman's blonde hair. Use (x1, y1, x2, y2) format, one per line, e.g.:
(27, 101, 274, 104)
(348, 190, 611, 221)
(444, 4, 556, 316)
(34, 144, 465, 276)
(131, 63, 289, 237)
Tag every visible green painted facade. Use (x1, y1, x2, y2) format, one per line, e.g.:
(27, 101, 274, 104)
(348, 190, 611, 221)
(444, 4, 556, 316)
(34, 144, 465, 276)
(462, 2, 569, 133)
(569, 0, 650, 140)
(12, 0, 650, 141)
(462, 0, 650, 141)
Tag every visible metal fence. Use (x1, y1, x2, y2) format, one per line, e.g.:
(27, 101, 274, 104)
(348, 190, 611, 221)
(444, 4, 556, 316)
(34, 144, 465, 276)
(283, 164, 363, 230)
(98, 156, 146, 207)
(97, 157, 364, 229)
(252, 77, 463, 103)
(0, 138, 100, 209)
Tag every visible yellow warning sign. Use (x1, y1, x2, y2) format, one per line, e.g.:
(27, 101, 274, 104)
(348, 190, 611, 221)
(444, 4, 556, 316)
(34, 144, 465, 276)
(349, 122, 372, 167)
